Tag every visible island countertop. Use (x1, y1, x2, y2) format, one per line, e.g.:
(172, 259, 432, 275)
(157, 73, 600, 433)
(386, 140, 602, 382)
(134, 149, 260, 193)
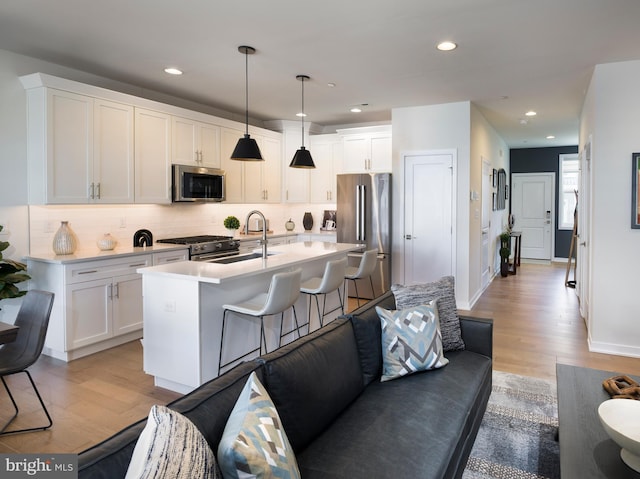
(137, 241, 364, 284)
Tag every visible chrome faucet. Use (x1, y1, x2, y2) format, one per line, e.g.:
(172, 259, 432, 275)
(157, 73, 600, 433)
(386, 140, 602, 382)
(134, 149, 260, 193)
(245, 210, 268, 259)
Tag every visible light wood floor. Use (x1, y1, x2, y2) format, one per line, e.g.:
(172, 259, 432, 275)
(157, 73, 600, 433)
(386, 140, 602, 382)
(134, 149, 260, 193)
(1, 262, 639, 454)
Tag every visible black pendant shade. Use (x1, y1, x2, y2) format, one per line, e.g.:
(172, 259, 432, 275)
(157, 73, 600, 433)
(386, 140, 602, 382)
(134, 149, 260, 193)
(289, 146, 315, 168)
(232, 45, 263, 161)
(231, 134, 262, 161)
(290, 74, 315, 169)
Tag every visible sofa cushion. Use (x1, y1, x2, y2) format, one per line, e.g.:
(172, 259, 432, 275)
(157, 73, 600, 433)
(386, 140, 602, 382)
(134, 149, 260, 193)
(345, 291, 396, 386)
(125, 405, 219, 479)
(295, 350, 492, 479)
(217, 372, 300, 479)
(258, 318, 364, 452)
(377, 301, 449, 382)
(391, 275, 465, 352)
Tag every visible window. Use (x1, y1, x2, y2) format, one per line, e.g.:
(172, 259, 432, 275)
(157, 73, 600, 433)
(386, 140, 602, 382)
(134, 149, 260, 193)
(559, 154, 579, 230)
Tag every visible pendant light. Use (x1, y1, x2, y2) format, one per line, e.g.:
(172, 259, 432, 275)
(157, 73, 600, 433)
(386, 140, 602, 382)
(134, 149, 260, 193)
(231, 45, 263, 161)
(289, 74, 315, 168)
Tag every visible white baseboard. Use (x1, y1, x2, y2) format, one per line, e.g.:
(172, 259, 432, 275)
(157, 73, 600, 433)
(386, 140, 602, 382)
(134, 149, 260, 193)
(588, 339, 640, 358)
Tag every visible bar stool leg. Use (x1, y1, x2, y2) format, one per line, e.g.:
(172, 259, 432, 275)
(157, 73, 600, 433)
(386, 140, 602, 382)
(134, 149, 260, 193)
(218, 309, 229, 375)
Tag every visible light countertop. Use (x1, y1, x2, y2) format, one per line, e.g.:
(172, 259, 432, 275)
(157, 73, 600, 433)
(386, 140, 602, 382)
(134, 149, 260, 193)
(137, 241, 362, 284)
(25, 243, 188, 264)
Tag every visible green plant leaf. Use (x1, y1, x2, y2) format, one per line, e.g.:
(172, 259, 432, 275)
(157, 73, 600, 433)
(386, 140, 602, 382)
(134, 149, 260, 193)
(0, 240, 9, 253)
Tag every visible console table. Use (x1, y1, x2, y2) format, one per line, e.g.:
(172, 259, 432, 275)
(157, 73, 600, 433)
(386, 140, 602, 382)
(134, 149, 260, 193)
(0, 321, 19, 345)
(557, 364, 640, 478)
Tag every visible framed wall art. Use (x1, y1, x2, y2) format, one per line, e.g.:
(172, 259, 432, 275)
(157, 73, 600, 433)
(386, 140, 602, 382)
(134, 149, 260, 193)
(633, 153, 640, 229)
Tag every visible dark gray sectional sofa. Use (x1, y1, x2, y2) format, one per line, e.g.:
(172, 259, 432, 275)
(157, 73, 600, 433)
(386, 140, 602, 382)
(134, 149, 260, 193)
(78, 291, 493, 479)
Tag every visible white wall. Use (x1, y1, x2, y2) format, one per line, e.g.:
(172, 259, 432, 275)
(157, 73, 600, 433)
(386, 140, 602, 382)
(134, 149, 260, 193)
(470, 104, 510, 303)
(581, 59, 640, 356)
(391, 102, 472, 306)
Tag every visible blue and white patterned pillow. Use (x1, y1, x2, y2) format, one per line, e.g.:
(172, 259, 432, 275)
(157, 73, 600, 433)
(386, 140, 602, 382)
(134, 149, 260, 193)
(125, 405, 219, 479)
(217, 372, 300, 479)
(376, 300, 449, 382)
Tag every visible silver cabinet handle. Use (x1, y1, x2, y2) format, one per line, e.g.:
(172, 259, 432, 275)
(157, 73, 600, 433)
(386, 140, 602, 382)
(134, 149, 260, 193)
(113, 283, 119, 299)
(78, 269, 98, 275)
(96, 182, 101, 199)
(89, 182, 94, 199)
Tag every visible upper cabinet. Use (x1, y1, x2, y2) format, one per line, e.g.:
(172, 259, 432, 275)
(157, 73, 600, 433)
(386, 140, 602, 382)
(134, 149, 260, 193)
(221, 127, 282, 204)
(134, 108, 171, 204)
(23, 88, 135, 204)
(339, 125, 392, 173)
(172, 116, 220, 168)
(20, 73, 283, 205)
(309, 134, 342, 203)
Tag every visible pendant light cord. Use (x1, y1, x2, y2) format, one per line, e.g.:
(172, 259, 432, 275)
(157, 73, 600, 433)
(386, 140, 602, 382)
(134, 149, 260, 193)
(300, 76, 305, 147)
(244, 49, 249, 136)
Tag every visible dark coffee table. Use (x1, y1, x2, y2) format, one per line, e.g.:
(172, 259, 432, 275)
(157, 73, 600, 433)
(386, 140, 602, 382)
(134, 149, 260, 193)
(557, 364, 640, 479)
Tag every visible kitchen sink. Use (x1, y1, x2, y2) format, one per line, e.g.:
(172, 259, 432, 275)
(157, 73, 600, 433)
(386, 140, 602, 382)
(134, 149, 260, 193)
(209, 252, 275, 264)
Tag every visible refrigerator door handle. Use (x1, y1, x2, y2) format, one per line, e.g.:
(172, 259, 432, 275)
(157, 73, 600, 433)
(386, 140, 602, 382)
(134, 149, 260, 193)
(357, 184, 366, 241)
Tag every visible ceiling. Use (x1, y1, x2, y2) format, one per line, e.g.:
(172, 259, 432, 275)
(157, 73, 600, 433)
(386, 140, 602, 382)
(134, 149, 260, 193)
(2, 0, 640, 148)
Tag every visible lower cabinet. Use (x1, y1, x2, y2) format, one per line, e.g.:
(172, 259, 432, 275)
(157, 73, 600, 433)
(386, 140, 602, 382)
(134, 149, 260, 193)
(28, 253, 152, 361)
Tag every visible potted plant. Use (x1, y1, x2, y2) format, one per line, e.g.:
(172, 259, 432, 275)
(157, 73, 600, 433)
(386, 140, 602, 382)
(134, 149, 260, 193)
(499, 231, 511, 277)
(223, 216, 240, 236)
(0, 225, 31, 306)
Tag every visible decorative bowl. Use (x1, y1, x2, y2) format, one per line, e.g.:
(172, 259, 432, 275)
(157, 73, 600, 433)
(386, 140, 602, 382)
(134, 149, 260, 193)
(598, 398, 640, 472)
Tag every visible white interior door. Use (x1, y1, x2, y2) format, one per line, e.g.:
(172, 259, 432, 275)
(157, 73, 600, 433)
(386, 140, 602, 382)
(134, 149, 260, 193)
(404, 153, 454, 284)
(511, 173, 554, 260)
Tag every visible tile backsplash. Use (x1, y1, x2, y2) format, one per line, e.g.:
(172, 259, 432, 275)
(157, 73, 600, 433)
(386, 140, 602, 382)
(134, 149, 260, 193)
(29, 203, 335, 254)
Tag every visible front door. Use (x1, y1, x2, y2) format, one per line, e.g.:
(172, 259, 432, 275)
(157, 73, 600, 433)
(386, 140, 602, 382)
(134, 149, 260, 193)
(511, 173, 554, 260)
(404, 152, 454, 284)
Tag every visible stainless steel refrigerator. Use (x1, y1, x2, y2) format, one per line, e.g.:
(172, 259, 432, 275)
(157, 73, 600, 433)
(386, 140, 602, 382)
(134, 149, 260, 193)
(337, 173, 391, 299)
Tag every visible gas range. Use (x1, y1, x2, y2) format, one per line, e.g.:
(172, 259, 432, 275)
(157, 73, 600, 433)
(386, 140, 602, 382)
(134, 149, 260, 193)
(156, 235, 240, 261)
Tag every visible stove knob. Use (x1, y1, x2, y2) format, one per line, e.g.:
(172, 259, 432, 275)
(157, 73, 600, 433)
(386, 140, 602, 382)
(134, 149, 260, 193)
(215, 243, 222, 250)
(193, 245, 201, 253)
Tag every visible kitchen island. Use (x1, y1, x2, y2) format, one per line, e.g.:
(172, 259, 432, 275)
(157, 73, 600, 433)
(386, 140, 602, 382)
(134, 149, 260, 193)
(137, 241, 362, 393)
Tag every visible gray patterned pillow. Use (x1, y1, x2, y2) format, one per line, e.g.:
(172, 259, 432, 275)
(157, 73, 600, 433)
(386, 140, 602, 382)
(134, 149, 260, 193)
(126, 405, 220, 479)
(376, 301, 449, 382)
(391, 276, 465, 352)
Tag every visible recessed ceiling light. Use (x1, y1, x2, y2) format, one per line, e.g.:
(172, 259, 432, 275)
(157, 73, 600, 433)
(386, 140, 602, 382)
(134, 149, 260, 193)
(525, 110, 537, 116)
(350, 107, 362, 113)
(327, 82, 336, 88)
(164, 67, 183, 75)
(437, 41, 457, 52)
(296, 112, 307, 117)
(546, 135, 555, 139)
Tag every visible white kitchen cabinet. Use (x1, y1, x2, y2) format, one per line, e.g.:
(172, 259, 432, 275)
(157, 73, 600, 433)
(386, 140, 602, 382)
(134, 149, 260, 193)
(309, 134, 342, 203)
(153, 249, 189, 265)
(27, 254, 152, 361)
(22, 87, 135, 204)
(244, 134, 282, 203)
(172, 116, 220, 168)
(134, 108, 172, 204)
(221, 128, 282, 204)
(94, 99, 135, 203)
(220, 127, 245, 203)
(340, 126, 392, 173)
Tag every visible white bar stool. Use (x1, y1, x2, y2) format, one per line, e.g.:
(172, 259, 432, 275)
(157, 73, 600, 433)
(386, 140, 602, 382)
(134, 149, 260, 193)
(344, 249, 378, 308)
(300, 257, 347, 331)
(218, 269, 302, 374)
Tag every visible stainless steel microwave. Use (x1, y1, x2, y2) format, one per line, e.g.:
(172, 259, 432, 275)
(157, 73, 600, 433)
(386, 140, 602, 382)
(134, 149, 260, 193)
(172, 164, 226, 202)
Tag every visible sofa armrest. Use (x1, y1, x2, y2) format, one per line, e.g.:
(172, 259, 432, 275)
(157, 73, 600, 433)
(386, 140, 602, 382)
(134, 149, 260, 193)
(459, 316, 493, 358)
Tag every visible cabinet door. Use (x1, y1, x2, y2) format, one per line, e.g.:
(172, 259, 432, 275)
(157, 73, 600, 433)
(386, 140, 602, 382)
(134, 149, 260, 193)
(172, 116, 198, 165)
(309, 137, 341, 203)
(112, 273, 143, 336)
(47, 89, 93, 203)
(153, 249, 188, 265)
(134, 108, 171, 204)
(66, 278, 111, 350)
(220, 127, 244, 203)
(369, 135, 392, 172)
(341, 135, 368, 173)
(199, 122, 221, 168)
(260, 136, 282, 203)
(94, 99, 134, 203)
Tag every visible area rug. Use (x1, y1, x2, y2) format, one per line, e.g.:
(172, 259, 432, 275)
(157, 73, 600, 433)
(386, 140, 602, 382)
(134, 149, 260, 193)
(462, 370, 560, 479)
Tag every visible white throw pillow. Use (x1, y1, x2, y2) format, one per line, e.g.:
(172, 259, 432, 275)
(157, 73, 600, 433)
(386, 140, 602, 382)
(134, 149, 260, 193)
(125, 405, 219, 479)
